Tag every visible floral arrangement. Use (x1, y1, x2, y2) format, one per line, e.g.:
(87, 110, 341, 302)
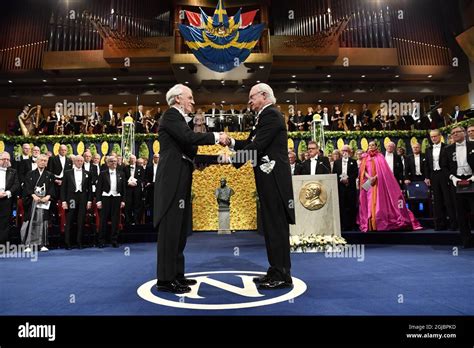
(289, 234, 347, 253)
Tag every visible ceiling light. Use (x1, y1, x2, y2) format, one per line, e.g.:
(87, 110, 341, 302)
(8, 80, 13, 83)
(42, 80, 47, 83)
(148, 77, 153, 80)
(123, 102, 127, 105)
(327, 74, 331, 78)
(427, 75, 433, 78)
(179, 66, 185, 70)
(113, 77, 118, 81)
(395, 75, 399, 78)
(291, 75, 296, 78)
(77, 78, 82, 82)
(361, 75, 366, 78)
(259, 65, 265, 69)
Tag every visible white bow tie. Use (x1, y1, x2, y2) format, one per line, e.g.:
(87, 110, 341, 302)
(456, 142, 465, 147)
(0, 168, 6, 172)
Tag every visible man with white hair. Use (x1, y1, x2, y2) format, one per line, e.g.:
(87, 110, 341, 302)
(154, 84, 227, 294)
(384, 141, 404, 186)
(19, 145, 40, 186)
(225, 83, 295, 290)
(0, 152, 20, 244)
(61, 155, 92, 249)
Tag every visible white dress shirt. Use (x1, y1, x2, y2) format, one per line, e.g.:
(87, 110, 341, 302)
(0, 169, 11, 198)
(310, 156, 318, 175)
(102, 170, 120, 196)
(74, 168, 83, 192)
(414, 154, 422, 176)
(385, 152, 394, 173)
(432, 144, 442, 171)
(153, 163, 158, 182)
(59, 155, 66, 178)
(290, 163, 296, 175)
(84, 162, 90, 172)
(455, 141, 473, 176)
(342, 158, 348, 176)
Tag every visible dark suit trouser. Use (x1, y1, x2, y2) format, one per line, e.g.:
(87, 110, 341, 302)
(432, 171, 457, 228)
(146, 184, 154, 223)
(339, 184, 357, 230)
(0, 198, 12, 244)
(125, 186, 142, 224)
(255, 171, 291, 282)
(99, 196, 121, 244)
(64, 192, 87, 247)
(157, 164, 192, 282)
(453, 187, 474, 247)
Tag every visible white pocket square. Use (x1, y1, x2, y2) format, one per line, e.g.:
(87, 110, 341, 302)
(259, 155, 275, 174)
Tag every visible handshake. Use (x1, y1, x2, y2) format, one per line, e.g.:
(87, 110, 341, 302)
(218, 132, 232, 147)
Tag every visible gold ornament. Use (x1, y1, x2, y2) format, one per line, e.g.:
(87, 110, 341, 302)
(299, 181, 327, 211)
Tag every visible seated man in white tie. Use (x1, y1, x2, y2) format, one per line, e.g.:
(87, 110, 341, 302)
(61, 155, 92, 249)
(294, 141, 330, 175)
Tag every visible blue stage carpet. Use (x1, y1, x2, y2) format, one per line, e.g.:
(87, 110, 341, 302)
(1, 232, 473, 316)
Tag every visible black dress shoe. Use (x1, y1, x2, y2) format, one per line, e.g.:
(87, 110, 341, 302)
(97, 244, 105, 248)
(65, 246, 72, 250)
(258, 280, 293, 290)
(78, 245, 83, 250)
(112, 243, 119, 248)
(156, 280, 191, 294)
(177, 277, 197, 286)
(253, 275, 272, 284)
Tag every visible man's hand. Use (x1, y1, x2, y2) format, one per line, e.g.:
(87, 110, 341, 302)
(219, 132, 230, 146)
(96, 201, 102, 209)
(120, 202, 125, 209)
(404, 179, 411, 185)
(0, 192, 6, 199)
(451, 176, 461, 187)
(424, 178, 431, 187)
(86, 201, 92, 210)
(55, 179, 62, 186)
(32, 194, 41, 203)
(128, 181, 137, 187)
(62, 202, 68, 210)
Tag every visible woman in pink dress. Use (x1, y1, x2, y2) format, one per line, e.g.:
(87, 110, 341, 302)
(357, 141, 422, 232)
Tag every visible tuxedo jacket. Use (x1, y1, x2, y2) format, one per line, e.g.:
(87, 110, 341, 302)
(83, 163, 100, 186)
(332, 158, 358, 189)
(123, 165, 145, 186)
(424, 143, 448, 180)
(295, 156, 331, 175)
(153, 107, 216, 227)
(233, 105, 295, 224)
(383, 152, 404, 182)
(48, 155, 73, 178)
(60, 168, 92, 203)
(405, 154, 427, 181)
(18, 157, 36, 184)
(96, 170, 127, 203)
(442, 141, 474, 179)
(0, 167, 20, 199)
(145, 164, 159, 184)
(103, 110, 116, 123)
